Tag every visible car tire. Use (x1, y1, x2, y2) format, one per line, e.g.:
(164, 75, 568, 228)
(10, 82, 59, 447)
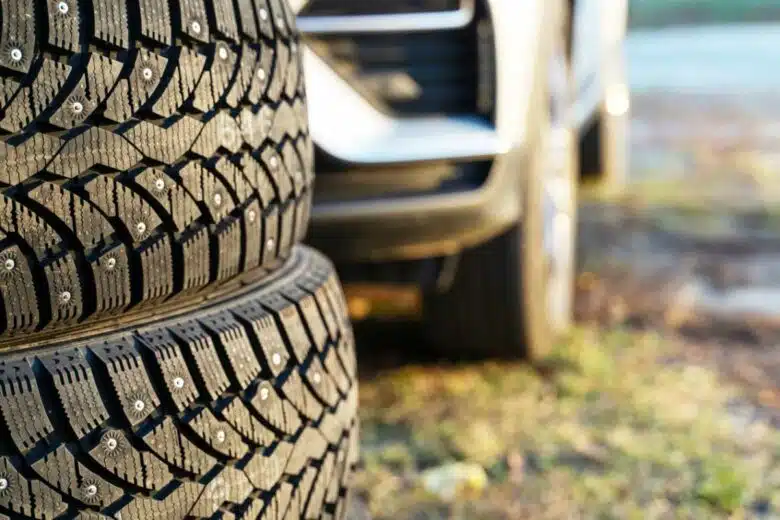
(423, 1, 577, 360)
(0, 246, 358, 519)
(0, 0, 313, 340)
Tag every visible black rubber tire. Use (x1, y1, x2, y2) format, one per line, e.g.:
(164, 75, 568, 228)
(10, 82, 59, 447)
(423, 1, 575, 360)
(579, 111, 629, 186)
(0, 0, 314, 340)
(0, 246, 358, 519)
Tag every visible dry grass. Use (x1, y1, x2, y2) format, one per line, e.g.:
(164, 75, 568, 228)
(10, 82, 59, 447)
(352, 328, 779, 519)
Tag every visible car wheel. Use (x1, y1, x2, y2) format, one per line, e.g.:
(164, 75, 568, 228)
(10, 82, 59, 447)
(0, 247, 358, 518)
(423, 1, 577, 360)
(0, 0, 313, 340)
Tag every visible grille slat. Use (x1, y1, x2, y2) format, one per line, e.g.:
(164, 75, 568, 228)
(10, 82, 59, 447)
(302, 0, 461, 16)
(310, 28, 479, 115)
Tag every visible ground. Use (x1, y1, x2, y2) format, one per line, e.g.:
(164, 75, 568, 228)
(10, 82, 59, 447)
(343, 81, 780, 519)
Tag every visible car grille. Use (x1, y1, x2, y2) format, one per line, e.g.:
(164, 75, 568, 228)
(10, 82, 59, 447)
(302, 0, 493, 118)
(301, 0, 461, 16)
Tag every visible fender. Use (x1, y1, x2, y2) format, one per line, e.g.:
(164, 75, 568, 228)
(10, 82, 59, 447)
(571, 0, 629, 131)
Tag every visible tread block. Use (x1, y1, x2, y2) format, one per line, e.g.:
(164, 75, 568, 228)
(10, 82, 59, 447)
(40, 349, 109, 439)
(222, 397, 275, 446)
(232, 301, 289, 377)
(200, 314, 262, 390)
(32, 445, 123, 507)
(242, 441, 292, 492)
(143, 417, 217, 477)
(248, 380, 285, 432)
(0, 360, 53, 452)
(262, 292, 311, 363)
(187, 408, 248, 459)
(138, 330, 200, 412)
(0, 456, 67, 519)
(0, 244, 41, 332)
(90, 340, 161, 425)
(89, 429, 173, 491)
(171, 323, 231, 401)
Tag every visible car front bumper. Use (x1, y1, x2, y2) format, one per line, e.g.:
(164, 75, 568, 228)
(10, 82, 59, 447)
(299, 0, 552, 262)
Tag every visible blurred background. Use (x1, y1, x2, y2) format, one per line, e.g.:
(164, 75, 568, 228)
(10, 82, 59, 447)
(347, 1, 780, 518)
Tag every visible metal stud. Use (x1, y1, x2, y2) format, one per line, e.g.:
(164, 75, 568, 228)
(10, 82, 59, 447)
(215, 430, 226, 443)
(106, 438, 118, 451)
(71, 101, 84, 114)
(57, 1, 69, 14)
(260, 386, 270, 401)
(257, 68, 266, 82)
(269, 156, 279, 169)
(213, 193, 222, 206)
(218, 46, 229, 61)
(133, 399, 145, 412)
(10, 48, 23, 62)
(136, 222, 147, 235)
(173, 377, 185, 389)
(4, 258, 14, 271)
(105, 257, 117, 270)
(84, 484, 98, 497)
(142, 67, 154, 81)
(154, 178, 166, 192)
(0, 478, 8, 491)
(313, 371, 322, 385)
(271, 352, 282, 366)
(259, 8, 268, 21)
(191, 20, 202, 34)
(266, 238, 275, 251)
(60, 291, 72, 304)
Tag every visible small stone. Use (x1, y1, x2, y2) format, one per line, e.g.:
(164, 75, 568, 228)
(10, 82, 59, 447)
(421, 462, 489, 503)
(4, 258, 14, 271)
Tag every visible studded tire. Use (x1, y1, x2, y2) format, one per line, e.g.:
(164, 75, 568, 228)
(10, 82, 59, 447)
(0, 246, 358, 519)
(0, 0, 313, 341)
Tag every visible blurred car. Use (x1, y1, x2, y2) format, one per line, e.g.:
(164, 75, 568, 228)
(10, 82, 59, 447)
(296, 0, 630, 358)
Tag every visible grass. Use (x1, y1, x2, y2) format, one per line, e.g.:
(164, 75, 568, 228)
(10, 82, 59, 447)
(353, 328, 779, 519)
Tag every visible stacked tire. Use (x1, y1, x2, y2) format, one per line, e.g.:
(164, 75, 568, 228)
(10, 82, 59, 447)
(0, 0, 357, 518)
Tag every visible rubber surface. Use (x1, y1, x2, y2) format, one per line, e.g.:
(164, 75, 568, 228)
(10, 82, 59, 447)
(0, 0, 314, 340)
(0, 246, 358, 519)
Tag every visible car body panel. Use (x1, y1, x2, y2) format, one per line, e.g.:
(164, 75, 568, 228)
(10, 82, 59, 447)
(298, 0, 627, 262)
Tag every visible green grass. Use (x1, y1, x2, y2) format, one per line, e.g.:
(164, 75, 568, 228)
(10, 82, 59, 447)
(354, 328, 779, 519)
